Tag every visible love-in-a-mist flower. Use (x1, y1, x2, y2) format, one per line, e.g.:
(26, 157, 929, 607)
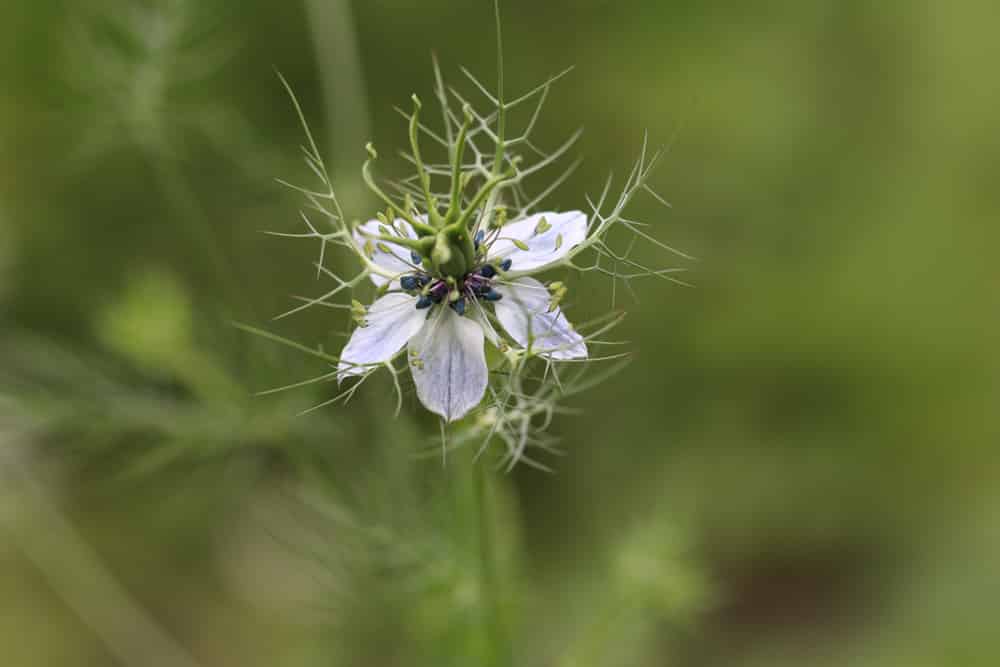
(338, 210, 588, 421)
(264, 47, 681, 458)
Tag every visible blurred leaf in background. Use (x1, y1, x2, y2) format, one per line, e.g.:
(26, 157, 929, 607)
(0, 207, 11, 304)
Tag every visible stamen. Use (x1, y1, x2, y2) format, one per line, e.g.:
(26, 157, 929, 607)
(450, 297, 467, 316)
(415, 295, 434, 309)
(429, 281, 448, 303)
(479, 264, 497, 278)
(499, 258, 513, 271)
(400, 275, 420, 291)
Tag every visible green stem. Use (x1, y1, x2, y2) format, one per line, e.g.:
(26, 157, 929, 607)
(446, 105, 475, 221)
(409, 96, 443, 227)
(473, 459, 511, 667)
(455, 169, 515, 230)
(304, 0, 370, 208)
(491, 0, 506, 175)
(363, 150, 437, 235)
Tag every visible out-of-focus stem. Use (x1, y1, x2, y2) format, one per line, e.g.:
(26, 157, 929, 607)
(474, 459, 512, 667)
(447, 443, 511, 667)
(304, 0, 371, 208)
(0, 456, 202, 667)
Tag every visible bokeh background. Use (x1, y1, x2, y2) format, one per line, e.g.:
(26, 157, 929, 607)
(2, 0, 999, 665)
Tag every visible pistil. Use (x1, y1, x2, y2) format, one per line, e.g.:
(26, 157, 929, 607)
(400, 258, 511, 315)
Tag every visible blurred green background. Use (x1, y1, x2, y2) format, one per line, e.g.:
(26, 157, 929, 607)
(2, 0, 999, 665)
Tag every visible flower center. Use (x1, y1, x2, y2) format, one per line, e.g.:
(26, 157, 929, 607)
(400, 258, 512, 317)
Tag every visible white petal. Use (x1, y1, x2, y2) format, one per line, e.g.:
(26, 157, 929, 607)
(353, 217, 420, 287)
(337, 293, 426, 381)
(494, 277, 588, 360)
(469, 301, 500, 346)
(408, 307, 488, 422)
(487, 211, 587, 273)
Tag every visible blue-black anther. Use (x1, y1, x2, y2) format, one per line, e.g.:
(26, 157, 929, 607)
(410, 251, 422, 265)
(479, 264, 497, 278)
(450, 297, 466, 316)
(415, 295, 433, 309)
(400, 275, 419, 291)
(483, 289, 503, 302)
(499, 258, 513, 271)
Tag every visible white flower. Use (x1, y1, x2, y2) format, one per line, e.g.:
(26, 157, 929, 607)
(338, 211, 589, 421)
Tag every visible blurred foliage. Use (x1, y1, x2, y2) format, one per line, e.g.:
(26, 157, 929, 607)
(1, 0, 999, 666)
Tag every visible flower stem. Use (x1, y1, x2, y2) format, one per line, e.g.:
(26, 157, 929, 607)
(451, 444, 512, 667)
(473, 459, 511, 667)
